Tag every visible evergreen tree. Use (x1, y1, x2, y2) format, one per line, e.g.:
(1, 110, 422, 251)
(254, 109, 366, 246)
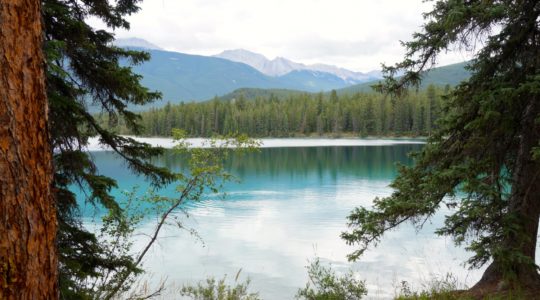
(43, 0, 173, 297)
(425, 84, 437, 134)
(125, 88, 444, 138)
(343, 0, 540, 293)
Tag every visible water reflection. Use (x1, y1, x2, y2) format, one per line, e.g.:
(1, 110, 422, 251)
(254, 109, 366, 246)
(79, 144, 488, 299)
(149, 145, 417, 180)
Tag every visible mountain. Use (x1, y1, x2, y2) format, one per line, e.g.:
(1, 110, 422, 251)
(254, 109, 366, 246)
(336, 61, 471, 95)
(279, 70, 354, 91)
(308, 63, 376, 83)
(416, 61, 471, 86)
(214, 49, 302, 76)
(130, 49, 277, 104)
(214, 49, 379, 83)
(114, 37, 162, 50)
(125, 48, 353, 106)
(113, 39, 467, 107)
(215, 61, 471, 102)
(217, 88, 308, 101)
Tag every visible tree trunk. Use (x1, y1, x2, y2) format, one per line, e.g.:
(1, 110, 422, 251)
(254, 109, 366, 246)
(0, 1, 57, 299)
(471, 99, 540, 293)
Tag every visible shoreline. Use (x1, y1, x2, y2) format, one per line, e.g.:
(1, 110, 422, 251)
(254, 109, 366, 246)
(86, 136, 426, 151)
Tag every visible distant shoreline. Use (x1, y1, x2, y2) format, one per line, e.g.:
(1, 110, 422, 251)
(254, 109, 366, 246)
(86, 136, 426, 151)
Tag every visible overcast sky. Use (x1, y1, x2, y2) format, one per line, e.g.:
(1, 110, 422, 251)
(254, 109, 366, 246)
(90, 0, 473, 72)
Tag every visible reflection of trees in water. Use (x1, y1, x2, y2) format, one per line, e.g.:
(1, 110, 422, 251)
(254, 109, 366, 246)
(149, 145, 423, 180)
(80, 145, 423, 217)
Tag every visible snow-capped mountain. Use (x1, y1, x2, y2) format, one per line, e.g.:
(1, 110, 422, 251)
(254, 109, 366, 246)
(214, 49, 380, 83)
(110, 38, 393, 104)
(308, 63, 376, 83)
(214, 49, 302, 76)
(113, 39, 381, 83)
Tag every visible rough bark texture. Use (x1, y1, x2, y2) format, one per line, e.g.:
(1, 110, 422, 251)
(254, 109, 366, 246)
(0, 0, 57, 299)
(471, 98, 540, 293)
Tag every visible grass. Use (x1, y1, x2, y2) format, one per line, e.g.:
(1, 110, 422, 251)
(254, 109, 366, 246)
(393, 274, 536, 300)
(396, 290, 533, 300)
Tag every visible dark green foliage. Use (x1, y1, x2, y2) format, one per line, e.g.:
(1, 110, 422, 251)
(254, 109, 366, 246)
(218, 88, 308, 101)
(43, 0, 175, 298)
(103, 87, 445, 137)
(342, 0, 540, 289)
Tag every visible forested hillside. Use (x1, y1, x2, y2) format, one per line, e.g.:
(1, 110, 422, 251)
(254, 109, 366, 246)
(218, 88, 308, 101)
(101, 85, 447, 137)
(336, 61, 470, 95)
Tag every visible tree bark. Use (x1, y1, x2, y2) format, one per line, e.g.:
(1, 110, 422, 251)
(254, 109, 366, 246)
(471, 98, 540, 293)
(0, 0, 57, 299)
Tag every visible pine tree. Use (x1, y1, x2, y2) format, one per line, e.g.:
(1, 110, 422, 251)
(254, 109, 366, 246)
(43, 0, 174, 297)
(344, 0, 540, 294)
(425, 84, 436, 134)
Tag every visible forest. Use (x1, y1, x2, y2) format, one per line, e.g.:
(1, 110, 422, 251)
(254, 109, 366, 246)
(101, 85, 447, 137)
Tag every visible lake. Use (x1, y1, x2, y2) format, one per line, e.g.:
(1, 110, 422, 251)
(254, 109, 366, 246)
(80, 142, 486, 299)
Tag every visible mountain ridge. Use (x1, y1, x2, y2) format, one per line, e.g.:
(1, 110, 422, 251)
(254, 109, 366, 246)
(114, 38, 469, 108)
(124, 48, 355, 106)
(215, 61, 471, 101)
(214, 49, 379, 83)
(336, 61, 471, 95)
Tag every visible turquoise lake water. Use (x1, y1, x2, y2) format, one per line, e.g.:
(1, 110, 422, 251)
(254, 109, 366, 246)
(79, 144, 490, 299)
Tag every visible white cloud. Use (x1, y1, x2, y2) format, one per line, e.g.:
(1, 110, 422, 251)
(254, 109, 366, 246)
(89, 0, 473, 72)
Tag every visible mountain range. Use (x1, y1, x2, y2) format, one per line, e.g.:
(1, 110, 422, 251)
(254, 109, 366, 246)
(214, 49, 379, 83)
(114, 38, 382, 105)
(218, 62, 471, 101)
(114, 38, 470, 107)
(128, 49, 365, 106)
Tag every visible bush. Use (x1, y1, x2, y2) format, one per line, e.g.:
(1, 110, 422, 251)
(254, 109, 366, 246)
(296, 258, 367, 300)
(179, 271, 260, 300)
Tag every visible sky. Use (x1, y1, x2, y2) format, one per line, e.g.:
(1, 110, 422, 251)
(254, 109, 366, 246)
(89, 0, 474, 72)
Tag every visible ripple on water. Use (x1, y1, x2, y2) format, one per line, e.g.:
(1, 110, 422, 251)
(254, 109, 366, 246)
(79, 144, 493, 299)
